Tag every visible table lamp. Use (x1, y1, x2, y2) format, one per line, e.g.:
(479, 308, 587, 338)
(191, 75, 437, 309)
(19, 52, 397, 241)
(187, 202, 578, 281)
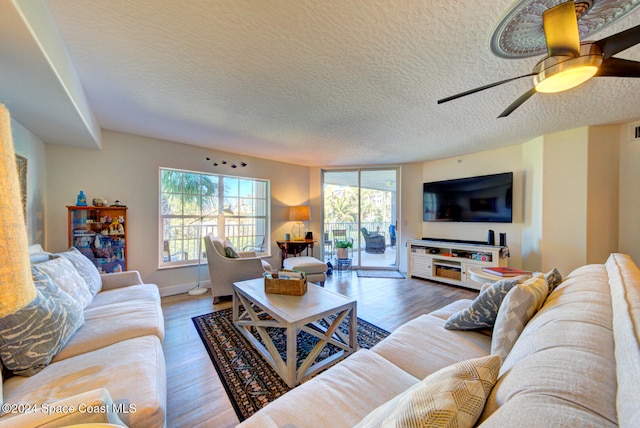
(289, 205, 309, 241)
(0, 104, 37, 317)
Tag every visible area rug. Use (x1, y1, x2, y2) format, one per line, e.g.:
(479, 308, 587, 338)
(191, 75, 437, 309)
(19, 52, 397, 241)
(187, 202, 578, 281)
(356, 269, 405, 279)
(192, 308, 389, 422)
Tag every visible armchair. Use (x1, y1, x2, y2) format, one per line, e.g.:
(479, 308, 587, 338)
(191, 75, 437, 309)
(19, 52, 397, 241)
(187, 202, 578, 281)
(360, 227, 385, 254)
(204, 234, 272, 303)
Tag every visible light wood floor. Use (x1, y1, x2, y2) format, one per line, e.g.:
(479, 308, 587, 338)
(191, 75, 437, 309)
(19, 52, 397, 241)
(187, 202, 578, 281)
(161, 271, 478, 428)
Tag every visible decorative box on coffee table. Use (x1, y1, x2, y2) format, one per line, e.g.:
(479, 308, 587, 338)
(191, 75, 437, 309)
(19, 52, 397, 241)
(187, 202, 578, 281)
(264, 271, 308, 296)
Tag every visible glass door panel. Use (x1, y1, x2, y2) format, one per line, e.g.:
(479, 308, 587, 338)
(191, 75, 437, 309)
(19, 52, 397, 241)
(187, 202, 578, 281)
(322, 168, 398, 270)
(359, 169, 398, 269)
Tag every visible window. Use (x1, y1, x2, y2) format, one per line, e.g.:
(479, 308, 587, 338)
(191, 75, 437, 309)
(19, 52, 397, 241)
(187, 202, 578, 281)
(160, 168, 270, 267)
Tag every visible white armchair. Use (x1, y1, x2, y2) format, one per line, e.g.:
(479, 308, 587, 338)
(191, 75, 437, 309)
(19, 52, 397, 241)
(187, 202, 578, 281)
(204, 234, 272, 303)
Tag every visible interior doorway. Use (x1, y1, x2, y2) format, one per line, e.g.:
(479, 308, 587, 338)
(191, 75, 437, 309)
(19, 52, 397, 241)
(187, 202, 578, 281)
(322, 168, 399, 270)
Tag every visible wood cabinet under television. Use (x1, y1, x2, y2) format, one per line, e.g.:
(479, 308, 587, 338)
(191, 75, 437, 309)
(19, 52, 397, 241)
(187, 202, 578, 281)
(67, 205, 128, 273)
(407, 239, 508, 290)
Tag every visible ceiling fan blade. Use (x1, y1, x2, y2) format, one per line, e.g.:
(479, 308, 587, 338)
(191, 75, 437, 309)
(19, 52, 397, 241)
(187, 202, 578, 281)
(437, 73, 536, 104)
(594, 24, 640, 59)
(543, 1, 581, 57)
(498, 87, 537, 118)
(595, 57, 640, 77)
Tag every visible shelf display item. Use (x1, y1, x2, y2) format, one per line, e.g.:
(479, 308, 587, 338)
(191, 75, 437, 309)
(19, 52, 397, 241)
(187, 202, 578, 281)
(67, 205, 128, 273)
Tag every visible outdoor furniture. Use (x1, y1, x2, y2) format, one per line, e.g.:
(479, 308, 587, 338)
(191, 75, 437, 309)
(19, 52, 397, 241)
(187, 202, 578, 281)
(360, 227, 385, 254)
(389, 224, 396, 247)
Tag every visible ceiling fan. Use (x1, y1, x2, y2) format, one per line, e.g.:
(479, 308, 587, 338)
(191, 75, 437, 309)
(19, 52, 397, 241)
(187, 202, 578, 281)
(437, 0, 640, 117)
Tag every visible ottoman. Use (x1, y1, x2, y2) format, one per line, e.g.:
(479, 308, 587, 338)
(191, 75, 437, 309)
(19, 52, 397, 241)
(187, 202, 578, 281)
(283, 256, 327, 286)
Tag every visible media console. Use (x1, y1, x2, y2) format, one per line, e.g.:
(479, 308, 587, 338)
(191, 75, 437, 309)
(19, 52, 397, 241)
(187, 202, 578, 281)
(407, 239, 508, 291)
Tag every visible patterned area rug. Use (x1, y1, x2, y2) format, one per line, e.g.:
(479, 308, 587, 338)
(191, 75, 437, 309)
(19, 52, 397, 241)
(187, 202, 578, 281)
(356, 269, 405, 278)
(192, 308, 390, 422)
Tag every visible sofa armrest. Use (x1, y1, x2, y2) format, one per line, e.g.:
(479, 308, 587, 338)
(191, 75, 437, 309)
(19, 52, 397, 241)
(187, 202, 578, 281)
(100, 270, 144, 291)
(0, 389, 127, 427)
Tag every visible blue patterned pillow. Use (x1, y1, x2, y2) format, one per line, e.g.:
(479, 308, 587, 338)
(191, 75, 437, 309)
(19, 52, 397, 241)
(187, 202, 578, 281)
(58, 247, 102, 297)
(444, 275, 531, 330)
(0, 269, 85, 376)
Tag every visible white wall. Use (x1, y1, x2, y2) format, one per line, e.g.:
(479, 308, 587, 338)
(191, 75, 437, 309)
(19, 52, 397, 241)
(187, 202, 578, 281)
(46, 130, 310, 295)
(586, 125, 619, 264)
(11, 118, 47, 245)
(521, 136, 543, 269)
(541, 127, 589, 272)
(619, 121, 640, 264)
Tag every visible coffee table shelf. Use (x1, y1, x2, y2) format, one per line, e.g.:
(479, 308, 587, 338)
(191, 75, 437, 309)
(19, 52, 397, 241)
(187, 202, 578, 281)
(232, 278, 358, 387)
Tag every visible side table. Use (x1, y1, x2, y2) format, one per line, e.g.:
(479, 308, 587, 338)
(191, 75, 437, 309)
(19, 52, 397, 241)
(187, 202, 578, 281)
(334, 258, 352, 274)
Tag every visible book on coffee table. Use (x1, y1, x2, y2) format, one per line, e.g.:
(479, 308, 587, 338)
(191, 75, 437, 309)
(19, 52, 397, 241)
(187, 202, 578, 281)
(482, 267, 532, 277)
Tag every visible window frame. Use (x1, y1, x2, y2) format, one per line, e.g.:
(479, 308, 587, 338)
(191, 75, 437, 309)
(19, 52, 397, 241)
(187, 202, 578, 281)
(159, 167, 270, 269)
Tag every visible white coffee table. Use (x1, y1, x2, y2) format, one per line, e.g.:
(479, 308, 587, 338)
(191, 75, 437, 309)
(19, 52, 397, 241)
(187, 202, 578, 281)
(232, 278, 357, 387)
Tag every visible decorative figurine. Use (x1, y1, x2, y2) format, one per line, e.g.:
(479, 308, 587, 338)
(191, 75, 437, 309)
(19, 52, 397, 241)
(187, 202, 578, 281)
(76, 191, 87, 206)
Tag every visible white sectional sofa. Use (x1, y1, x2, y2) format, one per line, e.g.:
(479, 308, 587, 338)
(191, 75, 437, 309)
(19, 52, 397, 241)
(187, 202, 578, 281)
(0, 245, 166, 427)
(237, 253, 640, 427)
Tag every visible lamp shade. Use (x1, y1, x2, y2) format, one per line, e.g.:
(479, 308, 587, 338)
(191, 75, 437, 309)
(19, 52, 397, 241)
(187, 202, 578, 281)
(289, 206, 310, 222)
(0, 104, 37, 317)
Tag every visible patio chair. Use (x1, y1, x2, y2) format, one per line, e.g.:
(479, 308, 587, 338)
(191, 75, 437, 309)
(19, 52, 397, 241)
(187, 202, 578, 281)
(360, 227, 385, 254)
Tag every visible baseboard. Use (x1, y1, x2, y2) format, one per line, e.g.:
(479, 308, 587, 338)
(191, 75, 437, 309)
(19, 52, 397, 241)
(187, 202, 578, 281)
(159, 280, 212, 297)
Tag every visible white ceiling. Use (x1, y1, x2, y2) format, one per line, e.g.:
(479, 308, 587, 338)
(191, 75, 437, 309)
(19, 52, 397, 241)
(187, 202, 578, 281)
(2, 0, 640, 167)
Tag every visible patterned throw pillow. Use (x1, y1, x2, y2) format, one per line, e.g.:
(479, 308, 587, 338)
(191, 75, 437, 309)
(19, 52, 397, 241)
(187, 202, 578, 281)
(32, 256, 93, 308)
(491, 274, 549, 361)
(355, 355, 501, 428)
(58, 247, 102, 297)
(0, 269, 84, 376)
(444, 275, 530, 330)
(545, 267, 563, 294)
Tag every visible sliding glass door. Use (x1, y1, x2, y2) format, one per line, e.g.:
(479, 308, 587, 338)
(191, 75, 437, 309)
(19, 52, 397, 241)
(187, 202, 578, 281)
(322, 168, 398, 270)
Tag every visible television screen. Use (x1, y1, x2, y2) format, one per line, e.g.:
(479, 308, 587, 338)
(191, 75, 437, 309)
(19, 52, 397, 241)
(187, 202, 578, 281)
(423, 172, 513, 223)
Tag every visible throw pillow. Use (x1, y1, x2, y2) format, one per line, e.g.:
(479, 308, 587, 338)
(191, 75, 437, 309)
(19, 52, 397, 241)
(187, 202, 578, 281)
(0, 269, 85, 376)
(545, 267, 563, 294)
(355, 355, 501, 428)
(444, 275, 530, 330)
(32, 256, 93, 308)
(491, 273, 549, 362)
(58, 247, 102, 297)
(223, 239, 240, 258)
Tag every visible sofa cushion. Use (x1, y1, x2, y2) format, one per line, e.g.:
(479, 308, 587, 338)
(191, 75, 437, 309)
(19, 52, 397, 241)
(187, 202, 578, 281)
(490, 274, 548, 362)
(355, 354, 501, 428)
(444, 275, 530, 330)
(52, 287, 165, 362)
(2, 335, 166, 428)
(85, 283, 161, 310)
(58, 247, 102, 296)
(371, 309, 491, 380)
(0, 269, 84, 376)
(236, 349, 419, 428)
(32, 256, 93, 308)
(479, 263, 617, 426)
(605, 253, 640, 427)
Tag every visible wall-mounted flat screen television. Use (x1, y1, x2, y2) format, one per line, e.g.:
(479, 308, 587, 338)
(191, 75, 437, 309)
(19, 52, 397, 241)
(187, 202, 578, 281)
(423, 172, 513, 223)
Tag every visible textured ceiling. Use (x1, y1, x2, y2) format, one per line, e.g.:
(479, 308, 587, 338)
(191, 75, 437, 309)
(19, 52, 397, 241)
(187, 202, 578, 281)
(18, 1, 640, 165)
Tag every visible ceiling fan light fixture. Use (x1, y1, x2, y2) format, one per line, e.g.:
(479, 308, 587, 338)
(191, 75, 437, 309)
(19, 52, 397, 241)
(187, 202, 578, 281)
(533, 44, 603, 93)
(534, 64, 599, 93)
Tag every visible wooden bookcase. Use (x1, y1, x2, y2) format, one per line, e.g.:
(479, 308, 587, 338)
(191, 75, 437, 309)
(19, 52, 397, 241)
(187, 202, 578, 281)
(407, 239, 508, 290)
(67, 205, 128, 273)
